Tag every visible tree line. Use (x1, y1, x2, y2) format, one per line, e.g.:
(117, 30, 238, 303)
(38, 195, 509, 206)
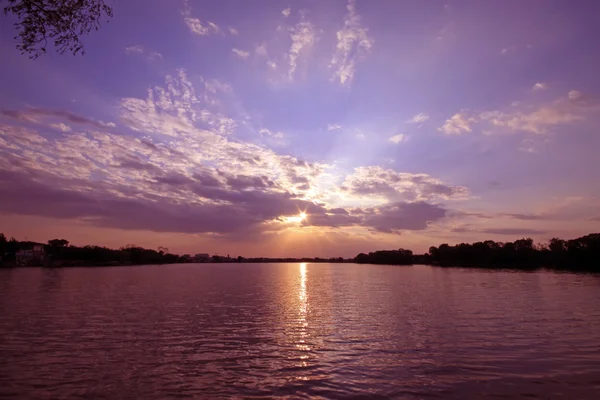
(354, 233, 600, 272)
(0, 234, 181, 267)
(2, 232, 599, 271)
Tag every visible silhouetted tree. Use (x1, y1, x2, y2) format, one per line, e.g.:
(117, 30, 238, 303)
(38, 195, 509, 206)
(48, 238, 69, 248)
(354, 248, 413, 265)
(0, 232, 7, 252)
(3, 0, 113, 58)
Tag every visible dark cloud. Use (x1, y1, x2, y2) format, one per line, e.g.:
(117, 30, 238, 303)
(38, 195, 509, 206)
(192, 171, 223, 188)
(0, 168, 453, 236)
(481, 228, 547, 235)
(361, 201, 447, 233)
(0, 169, 324, 235)
(1, 108, 115, 130)
(153, 173, 194, 186)
(500, 213, 545, 221)
(226, 174, 273, 190)
(116, 156, 162, 172)
(451, 226, 471, 233)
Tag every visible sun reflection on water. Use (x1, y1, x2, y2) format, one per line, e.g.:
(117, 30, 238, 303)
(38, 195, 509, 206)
(296, 263, 310, 354)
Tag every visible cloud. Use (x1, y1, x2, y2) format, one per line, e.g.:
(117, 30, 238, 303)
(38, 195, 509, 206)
(500, 47, 515, 55)
(481, 228, 547, 236)
(259, 128, 284, 140)
(330, 0, 373, 85)
(440, 91, 600, 136)
(282, 7, 291, 17)
(532, 82, 547, 91)
(0, 70, 470, 239)
(125, 45, 163, 61)
(0, 169, 325, 235)
(439, 112, 473, 135)
(50, 123, 72, 132)
(408, 113, 430, 124)
(228, 27, 238, 35)
(341, 166, 469, 203)
(148, 51, 163, 61)
(388, 134, 405, 144)
(361, 201, 447, 233)
(288, 20, 316, 78)
(255, 44, 268, 57)
(327, 123, 342, 131)
(232, 48, 250, 59)
(1, 108, 115, 130)
(185, 19, 221, 36)
(182, 0, 221, 36)
(125, 45, 144, 55)
(484, 91, 598, 134)
(568, 90, 582, 100)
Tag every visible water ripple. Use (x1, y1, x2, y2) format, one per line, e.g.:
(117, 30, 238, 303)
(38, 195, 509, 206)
(1, 264, 600, 399)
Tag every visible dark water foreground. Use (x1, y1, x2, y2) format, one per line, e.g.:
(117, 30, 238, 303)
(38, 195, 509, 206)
(1, 264, 599, 399)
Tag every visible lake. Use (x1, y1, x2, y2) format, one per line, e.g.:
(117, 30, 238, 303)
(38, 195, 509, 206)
(1, 263, 600, 399)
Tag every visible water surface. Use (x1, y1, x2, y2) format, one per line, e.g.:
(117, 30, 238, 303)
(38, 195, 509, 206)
(1, 263, 600, 399)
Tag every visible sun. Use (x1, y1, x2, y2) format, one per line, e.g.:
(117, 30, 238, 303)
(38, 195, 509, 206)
(282, 211, 308, 224)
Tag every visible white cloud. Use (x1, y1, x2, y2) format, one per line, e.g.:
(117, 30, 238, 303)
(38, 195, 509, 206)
(532, 82, 547, 91)
(439, 112, 473, 135)
(499, 47, 516, 55)
(125, 45, 144, 55)
(267, 61, 277, 69)
(185, 18, 221, 36)
(50, 123, 72, 132)
(388, 134, 405, 144)
(255, 44, 268, 57)
(232, 48, 250, 59)
(441, 91, 600, 136)
(259, 128, 284, 140)
(229, 27, 239, 35)
(282, 7, 291, 17)
(327, 124, 342, 131)
(330, 0, 373, 85)
(355, 133, 366, 139)
(148, 51, 163, 61)
(125, 45, 163, 61)
(288, 20, 316, 78)
(341, 166, 469, 204)
(485, 91, 598, 134)
(182, 0, 221, 36)
(408, 112, 430, 124)
(568, 90, 582, 100)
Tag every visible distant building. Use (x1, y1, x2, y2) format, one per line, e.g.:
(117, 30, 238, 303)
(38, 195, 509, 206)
(16, 243, 45, 265)
(194, 253, 210, 262)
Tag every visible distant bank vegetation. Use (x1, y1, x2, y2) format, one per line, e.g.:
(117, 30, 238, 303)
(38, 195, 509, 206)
(355, 234, 600, 272)
(1, 232, 599, 272)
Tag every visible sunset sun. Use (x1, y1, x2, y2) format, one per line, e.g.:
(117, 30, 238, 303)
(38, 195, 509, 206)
(283, 211, 307, 224)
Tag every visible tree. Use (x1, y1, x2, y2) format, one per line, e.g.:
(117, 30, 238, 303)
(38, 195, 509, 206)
(48, 238, 69, 248)
(3, 0, 113, 58)
(0, 233, 7, 255)
(548, 238, 566, 253)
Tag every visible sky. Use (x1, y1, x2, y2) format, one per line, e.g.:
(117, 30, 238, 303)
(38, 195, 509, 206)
(1, 0, 599, 257)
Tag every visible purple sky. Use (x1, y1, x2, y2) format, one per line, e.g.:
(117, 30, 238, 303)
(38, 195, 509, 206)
(1, 0, 599, 257)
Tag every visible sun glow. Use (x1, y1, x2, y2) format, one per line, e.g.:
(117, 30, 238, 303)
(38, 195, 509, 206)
(283, 211, 307, 224)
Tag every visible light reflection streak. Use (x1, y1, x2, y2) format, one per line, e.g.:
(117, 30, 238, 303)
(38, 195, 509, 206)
(297, 263, 310, 355)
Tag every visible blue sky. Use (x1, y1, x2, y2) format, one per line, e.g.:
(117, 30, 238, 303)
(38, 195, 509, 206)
(1, 0, 599, 257)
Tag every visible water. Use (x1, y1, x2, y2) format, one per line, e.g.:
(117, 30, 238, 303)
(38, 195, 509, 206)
(1, 263, 600, 399)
